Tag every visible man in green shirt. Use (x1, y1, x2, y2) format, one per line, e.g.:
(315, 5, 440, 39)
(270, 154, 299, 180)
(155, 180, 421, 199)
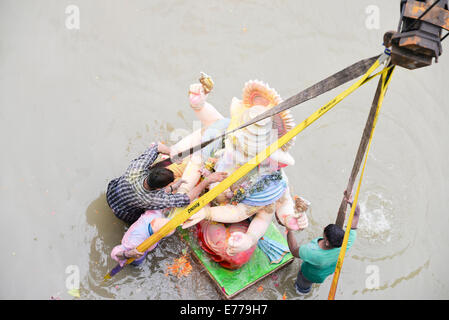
(286, 191, 361, 294)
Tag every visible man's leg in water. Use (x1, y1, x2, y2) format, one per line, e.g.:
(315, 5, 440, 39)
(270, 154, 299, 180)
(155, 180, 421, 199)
(295, 268, 313, 294)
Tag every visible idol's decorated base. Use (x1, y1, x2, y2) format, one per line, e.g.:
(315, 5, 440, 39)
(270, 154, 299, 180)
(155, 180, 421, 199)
(177, 223, 293, 299)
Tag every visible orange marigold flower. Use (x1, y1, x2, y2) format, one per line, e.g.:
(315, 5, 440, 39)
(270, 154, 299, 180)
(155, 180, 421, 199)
(166, 254, 193, 278)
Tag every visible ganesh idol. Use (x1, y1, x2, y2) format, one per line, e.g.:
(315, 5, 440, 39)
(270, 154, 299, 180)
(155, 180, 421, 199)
(167, 75, 309, 269)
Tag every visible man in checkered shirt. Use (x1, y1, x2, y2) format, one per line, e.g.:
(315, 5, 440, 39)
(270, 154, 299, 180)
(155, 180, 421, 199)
(106, 141, 227, 224)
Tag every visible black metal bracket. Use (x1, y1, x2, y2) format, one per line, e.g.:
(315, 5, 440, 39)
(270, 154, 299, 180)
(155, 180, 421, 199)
(385, 0, 449, 69)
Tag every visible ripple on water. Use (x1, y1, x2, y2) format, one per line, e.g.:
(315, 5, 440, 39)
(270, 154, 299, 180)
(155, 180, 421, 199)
(358, 189, 394, 244)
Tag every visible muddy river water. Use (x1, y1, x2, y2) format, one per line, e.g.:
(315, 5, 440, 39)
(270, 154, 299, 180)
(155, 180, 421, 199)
(1, 0, 448, 300)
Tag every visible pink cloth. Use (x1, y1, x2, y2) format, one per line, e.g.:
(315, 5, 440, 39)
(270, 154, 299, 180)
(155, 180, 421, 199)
(111, 210, 164, 266)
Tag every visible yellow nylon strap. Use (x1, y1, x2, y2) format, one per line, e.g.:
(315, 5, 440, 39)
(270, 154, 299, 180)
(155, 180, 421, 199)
(104, 55, 386, 280)
(328, 66, 395, 300)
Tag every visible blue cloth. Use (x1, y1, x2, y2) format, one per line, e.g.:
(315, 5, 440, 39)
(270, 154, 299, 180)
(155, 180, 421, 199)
(257, 236, 289, 264)
(147, 221, 154, 237)
(241, 179, 287, 206)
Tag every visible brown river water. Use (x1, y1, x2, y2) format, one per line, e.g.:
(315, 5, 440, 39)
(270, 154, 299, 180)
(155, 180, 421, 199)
(1, 0, 448, 300)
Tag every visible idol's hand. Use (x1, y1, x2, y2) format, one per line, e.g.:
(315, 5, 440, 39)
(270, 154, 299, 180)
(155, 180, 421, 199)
(204, 172, 228, 185)
(189, 83, 208, 110)
(290, 212, 309, 231)
(277, 211, 309, 231)
(226, 232, 255, 256)
(182, 208, 206, 229)
(157, 141, 171, 155)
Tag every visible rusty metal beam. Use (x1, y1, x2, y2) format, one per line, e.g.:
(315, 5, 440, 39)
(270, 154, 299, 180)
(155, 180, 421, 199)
(404, 0, 449, 31)
(388, 1, 448, 69)
(391, 44, 433, 69)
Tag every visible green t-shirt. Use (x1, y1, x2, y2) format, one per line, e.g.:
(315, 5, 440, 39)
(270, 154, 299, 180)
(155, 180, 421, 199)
(299, 229, 357, 283)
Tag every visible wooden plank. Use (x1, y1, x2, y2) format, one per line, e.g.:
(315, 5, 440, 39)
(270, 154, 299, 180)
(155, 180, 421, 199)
(177, 223, 294, 299)
(335, 67, 394, 227)
(187, 245, 294, 299)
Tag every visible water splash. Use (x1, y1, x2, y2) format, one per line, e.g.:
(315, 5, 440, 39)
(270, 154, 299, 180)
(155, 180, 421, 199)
(358, 190, 394, 244)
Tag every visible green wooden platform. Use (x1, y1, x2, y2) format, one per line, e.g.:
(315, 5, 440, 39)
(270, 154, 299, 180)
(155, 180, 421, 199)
(177, 222, 294, 299)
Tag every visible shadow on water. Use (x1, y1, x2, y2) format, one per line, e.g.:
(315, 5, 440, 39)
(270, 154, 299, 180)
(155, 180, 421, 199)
(81, 192, 126, 299)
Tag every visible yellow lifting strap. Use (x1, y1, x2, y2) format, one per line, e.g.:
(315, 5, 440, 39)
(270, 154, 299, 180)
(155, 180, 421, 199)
(328, 65, 395, 300)
(104, 52, 390, 280)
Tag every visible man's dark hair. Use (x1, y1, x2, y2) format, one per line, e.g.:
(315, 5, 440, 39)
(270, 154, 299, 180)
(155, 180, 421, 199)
(324, 224, 345, 248)
(147, 167, 174, 190)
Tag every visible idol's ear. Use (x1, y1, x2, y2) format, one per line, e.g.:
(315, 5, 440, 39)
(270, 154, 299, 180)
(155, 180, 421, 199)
(242, 80, 282, 107)
(229, 97, 244, 119)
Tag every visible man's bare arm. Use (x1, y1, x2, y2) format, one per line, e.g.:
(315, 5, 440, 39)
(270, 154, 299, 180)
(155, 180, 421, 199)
(344, 191, 361, 230)
(287, 230, 301, 259)
(186, 172, 228, 202)
(349, 202, 361, 230)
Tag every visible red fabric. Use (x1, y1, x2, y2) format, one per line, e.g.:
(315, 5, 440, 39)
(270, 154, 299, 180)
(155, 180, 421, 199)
(196, 220, 257, 270)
